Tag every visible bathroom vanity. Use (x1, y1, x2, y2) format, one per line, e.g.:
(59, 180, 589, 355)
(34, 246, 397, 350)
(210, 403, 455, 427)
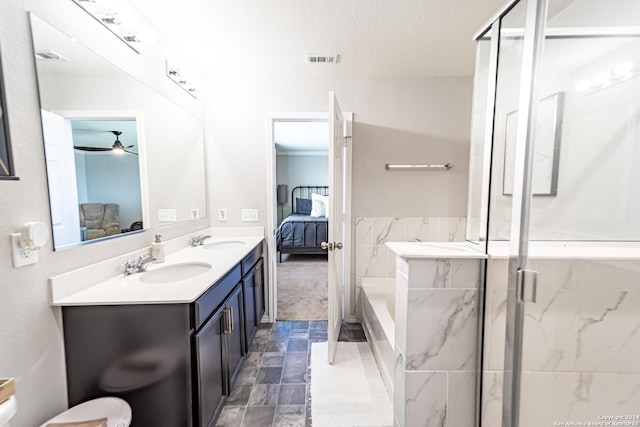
(51, 233, 265, 427)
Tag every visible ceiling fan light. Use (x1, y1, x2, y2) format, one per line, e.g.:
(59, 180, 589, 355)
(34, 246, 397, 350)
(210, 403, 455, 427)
(112, 140, 125, 155)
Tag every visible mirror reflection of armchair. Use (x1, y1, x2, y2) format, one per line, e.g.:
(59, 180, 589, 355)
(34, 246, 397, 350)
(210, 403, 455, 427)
(79, 203, 120, 241)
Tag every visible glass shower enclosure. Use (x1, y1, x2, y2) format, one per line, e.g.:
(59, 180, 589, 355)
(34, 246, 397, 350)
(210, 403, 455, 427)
(467, 0, 640, 426)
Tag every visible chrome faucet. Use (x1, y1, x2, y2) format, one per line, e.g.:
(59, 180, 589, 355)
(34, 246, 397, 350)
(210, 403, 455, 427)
(191, 234, 212, 247)
(408, 237, 422, 242)
(121, 254, 155, 275)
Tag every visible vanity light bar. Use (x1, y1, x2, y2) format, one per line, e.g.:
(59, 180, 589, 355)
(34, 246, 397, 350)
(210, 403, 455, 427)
(166, 61, 199, 99)
(385, 163, 453, 171)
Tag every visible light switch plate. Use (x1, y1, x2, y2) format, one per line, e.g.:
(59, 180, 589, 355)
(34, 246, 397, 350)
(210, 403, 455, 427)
(158, 209, 177, 222)
(241, 209, 259, 222)
(218, 208, 227, 222)
(11, 234, 38, 268)
(191, 207, 200, 220)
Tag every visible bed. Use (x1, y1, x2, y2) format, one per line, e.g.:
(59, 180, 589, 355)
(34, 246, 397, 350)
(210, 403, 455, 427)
(276, 186, 329, 262)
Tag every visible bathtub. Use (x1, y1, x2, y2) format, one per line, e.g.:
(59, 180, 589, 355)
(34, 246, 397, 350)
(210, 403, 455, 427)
(361, 278, 396, 398)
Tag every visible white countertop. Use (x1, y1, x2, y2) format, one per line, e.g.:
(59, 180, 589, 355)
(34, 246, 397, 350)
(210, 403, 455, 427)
(387, 242, 487, 259)
(51, 232, 264, 306)
(386, 241, 488, 260)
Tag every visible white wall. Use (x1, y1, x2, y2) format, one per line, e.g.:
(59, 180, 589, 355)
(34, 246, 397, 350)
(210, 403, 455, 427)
(0, 2, 206, 426)
(206, 75, 472, 225)
(276, 154, 328, 223)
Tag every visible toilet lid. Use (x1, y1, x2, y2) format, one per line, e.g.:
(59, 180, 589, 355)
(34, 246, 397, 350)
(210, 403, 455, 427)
(40, 397, 131, 427)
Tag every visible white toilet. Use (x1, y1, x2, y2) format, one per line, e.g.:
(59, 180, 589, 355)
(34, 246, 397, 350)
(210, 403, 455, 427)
(39, 397, 132, 427)
(0, 396, 17, 427)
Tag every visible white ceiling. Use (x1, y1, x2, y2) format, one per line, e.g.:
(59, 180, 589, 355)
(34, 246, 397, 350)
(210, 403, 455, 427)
(274, 121, 328, 153)
(128, 0, 506, 78)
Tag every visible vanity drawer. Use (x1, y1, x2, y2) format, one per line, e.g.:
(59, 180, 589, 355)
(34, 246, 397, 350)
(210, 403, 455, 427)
(241, 244, 263, 277)
(193, 264, 241, 331)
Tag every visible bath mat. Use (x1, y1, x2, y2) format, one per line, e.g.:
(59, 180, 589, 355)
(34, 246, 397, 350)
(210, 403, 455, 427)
(277, 256, 328, 320)
(310, 341, 393, 427)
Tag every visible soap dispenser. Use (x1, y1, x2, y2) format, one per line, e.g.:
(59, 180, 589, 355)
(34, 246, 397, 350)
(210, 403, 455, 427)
(151, 235, 165, 263)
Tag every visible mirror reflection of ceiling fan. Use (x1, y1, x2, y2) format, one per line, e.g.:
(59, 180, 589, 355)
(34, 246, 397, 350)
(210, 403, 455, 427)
(74, 131, 138, 155)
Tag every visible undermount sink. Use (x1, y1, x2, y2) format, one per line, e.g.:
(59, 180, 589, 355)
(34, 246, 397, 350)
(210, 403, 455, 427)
(138, 262, 212, 284)
(201, 240, 246, 250)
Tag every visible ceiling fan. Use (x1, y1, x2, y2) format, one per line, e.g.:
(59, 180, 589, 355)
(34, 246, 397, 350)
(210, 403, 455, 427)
(74, 131, 138, 155)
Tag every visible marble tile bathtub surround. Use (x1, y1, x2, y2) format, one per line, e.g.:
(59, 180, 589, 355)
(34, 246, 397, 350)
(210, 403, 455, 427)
(406, 289, 478, 371)
(355, 216, 466, 278)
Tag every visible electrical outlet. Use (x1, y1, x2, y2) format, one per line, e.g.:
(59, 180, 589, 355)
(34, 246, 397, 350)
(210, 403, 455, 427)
(241, 209, 259, 222)
(158, 209, 177, 222)
(11, 234, 38, 267)
(218, 208, 227, 222)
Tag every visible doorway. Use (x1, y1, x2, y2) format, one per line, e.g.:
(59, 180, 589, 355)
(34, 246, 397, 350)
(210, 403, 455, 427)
(265, 109, 353, 340)
(274, 120, 330, 321)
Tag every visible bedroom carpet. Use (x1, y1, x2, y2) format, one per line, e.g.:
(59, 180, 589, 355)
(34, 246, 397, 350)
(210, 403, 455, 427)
(277, 255, 328, 321)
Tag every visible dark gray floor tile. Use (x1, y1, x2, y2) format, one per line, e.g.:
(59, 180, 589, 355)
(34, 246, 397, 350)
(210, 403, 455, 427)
(215, 406, 246, 427)
(272, 322, 292, 330)
(289, 321, 309, 330)
(248, 384, 280, 406)
(287, 339, 309, 353)
(281, 364, 308, 384)
(348, 328, 367, 341)
(249, 341, 267, 352)
(261, 353, 286, 367)
(284, 352, 307, 367)
(274, 405, 305, 427)
(255, 328, 271, 339)
(265, 339, 288, 352)
(259, 322, 273, 330)
(309, 321, 328, 330)
(243, 352, 263, 368)
(309, 330, 327, 341)
(242, 406, 275, 427)
(235, 366, 259, 386)
(256, 367, 283, 384)
(289, 330, 309, 339)
(226, 385, 252, 406)
(278, 384, 307, 405)
(270, 328, 291, 339)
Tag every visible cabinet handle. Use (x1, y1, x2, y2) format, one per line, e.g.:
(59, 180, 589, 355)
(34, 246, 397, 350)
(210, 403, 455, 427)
(229, 306, 234, 332)
(223, 307, 231, 335)
(253, 269, 261, 287)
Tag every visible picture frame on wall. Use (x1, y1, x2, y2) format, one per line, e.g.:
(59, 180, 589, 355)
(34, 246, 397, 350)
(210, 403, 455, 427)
(503, 91, 564, 196)
(0, 50, 16, 180)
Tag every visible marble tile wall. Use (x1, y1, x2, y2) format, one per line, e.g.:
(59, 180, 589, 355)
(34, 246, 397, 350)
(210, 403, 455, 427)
(354, 216, 466, 320)
(482, 258, 640, 427)
(394, 257, 482, 427)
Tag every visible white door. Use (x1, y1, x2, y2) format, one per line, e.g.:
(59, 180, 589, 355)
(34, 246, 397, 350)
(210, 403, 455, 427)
(41, 110, 81, 249)
(327, 92, 347, 363)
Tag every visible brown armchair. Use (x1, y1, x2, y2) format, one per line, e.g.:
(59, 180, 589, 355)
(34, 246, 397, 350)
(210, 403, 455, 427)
(79, 203, 120, 240)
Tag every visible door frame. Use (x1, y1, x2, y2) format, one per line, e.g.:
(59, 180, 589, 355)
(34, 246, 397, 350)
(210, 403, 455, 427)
(265, 112, 353, 323)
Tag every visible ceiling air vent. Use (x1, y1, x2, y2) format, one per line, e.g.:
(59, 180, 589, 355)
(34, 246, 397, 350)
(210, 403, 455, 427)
(35, 50, 69, 61)
(306, 54, 339, 64)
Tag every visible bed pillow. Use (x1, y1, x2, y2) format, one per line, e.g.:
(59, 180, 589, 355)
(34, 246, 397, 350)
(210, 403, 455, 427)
(296, 198, 312, 215)
(311, 193, 329, 217)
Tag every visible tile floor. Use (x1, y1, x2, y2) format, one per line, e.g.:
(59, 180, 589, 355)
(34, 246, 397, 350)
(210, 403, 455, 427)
(215, 321, 366, 427)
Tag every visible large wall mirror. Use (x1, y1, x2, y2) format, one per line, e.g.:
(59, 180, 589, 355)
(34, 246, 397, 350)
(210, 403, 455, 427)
(30, 14, 207, 250)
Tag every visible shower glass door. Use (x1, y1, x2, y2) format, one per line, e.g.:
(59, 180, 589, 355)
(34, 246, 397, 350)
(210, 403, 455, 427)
(516, 0, 640, 426)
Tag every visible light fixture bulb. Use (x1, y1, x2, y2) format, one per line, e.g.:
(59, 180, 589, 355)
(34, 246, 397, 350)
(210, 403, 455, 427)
(614, 61, 634, 77)
(117, 8, 139, 29)
(112, 140, 125, 155)
(593, 71, 611, 86)
(575, 79, 591, 92)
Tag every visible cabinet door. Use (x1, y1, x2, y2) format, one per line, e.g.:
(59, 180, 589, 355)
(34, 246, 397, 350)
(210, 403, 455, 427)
(194, 307, 226, 427)
(254, 258, 265, 321)
(225, 284, 245, 389)
(242, 269, 257, 351)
